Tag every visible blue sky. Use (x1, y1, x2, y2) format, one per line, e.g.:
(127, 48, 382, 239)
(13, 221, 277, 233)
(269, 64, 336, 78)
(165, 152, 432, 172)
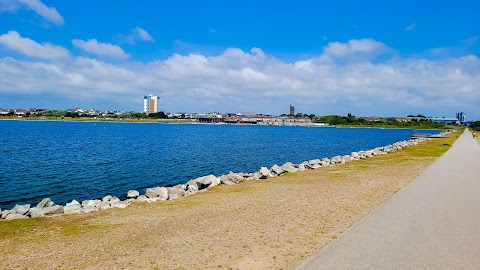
(0, 0, 479, 119)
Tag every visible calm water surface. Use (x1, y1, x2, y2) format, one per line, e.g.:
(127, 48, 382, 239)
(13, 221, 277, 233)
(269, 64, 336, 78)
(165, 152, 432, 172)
(0, 120, 438, 209)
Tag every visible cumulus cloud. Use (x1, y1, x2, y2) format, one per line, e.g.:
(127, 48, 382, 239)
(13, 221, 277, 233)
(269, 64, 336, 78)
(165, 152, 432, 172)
(117, 27, 155, 44)
(323, 38, 389, 57)
(72, 39, 130, 60)
(0, 38, 479, 116)
(133, 27, 154, 42)
(1, 0, 64, 25)
(0, 30, 70, 60)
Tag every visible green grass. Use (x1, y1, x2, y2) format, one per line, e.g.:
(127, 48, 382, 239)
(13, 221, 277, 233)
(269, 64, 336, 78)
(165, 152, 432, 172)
(404, 135, 458, 158)
(0, 218, 39, 238)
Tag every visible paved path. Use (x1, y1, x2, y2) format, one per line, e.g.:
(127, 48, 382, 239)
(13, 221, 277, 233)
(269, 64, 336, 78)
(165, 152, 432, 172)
(297, 129, 480, 270)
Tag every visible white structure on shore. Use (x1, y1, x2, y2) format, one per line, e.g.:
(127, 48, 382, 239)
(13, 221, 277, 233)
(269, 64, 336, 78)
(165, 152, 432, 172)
(143, 95, 159, 114)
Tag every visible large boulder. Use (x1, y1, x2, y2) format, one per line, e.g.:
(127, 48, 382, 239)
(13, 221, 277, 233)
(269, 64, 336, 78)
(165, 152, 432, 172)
(258, 167, 273, 179)
(98, 202, 112, 210)
(226, 172, 244, 183)
(43, 205, 64, 215)
(36, 198, 53, 209)
(308, 159, 322, 166)
(185, 184, 198, 196)
(127, 190, 140, 199)
(12, 204, 31, 215)
(176, 185, 187, 197)
(145, 187, 169, 200)
(109, 196, 121, 204)
(29, 208, 46, 218)
(321, 158, 331, 166)
(281, 162, 298, 173)
(111, 200, 132, 209)
(1, 210, 11, 219)
(341, 155, 352, 163)
(298, 162, 307, 171)
(193, 175, 220, 189)
(30, 205, 64, 217)
(64, 200, 82, 214)
(270, 164, 284, 175)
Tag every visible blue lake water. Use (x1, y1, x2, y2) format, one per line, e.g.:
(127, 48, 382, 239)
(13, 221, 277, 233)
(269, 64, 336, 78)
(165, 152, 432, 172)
(0, 120, 438, 209)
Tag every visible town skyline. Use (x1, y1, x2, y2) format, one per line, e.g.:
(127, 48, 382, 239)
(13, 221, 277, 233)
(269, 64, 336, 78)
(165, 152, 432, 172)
(0, 1, 479, 119)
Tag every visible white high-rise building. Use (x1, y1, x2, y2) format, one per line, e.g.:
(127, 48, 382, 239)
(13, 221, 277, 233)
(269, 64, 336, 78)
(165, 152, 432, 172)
(143, 95, 159, 114)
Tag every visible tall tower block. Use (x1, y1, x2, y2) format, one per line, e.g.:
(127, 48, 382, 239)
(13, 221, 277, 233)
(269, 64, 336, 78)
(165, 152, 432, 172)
(143, 95, 159, 114)
(289, 104, 295, 116)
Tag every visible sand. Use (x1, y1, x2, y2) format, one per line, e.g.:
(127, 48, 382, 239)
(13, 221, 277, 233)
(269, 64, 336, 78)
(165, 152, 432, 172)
(0, 134, 457, 270)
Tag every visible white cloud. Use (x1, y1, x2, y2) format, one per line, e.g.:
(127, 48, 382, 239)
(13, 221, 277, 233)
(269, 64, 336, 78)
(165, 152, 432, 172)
(133, 27, 154, 42)
(0, 30, 70, 60)
(323, 38, 389, 57)
(0, 38, 479, 117)
(72, 39, 130, 60)
(405, 24, 416, 31)
(2, 0, 65, 25)
(117, 27, 155, 44)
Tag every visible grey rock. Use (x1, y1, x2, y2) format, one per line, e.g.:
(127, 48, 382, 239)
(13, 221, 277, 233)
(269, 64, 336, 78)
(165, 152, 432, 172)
(298, 163, 307, 171)
(66, 199, 80, 206)
(253, 172, 263, 180)
(98, 202, 112, 210)
(270, 164, 284, 175)
(185, 184, 199, 196)
(190, 175, 220, 189)
(281, 163, 298, 173)
(1, 210, 11, 219)
(12, 204, 31, 215)
(109, 196, 121, 204)
(258, 167, 273, 179)
(36, 198, 52, 209)
(81, 200, 97, 208)
(308, 159, 322, 165)
(135, 195, 149, 202)
(168, 194, 178, 200)
(29, 208, 46, 218)
(102, 195, 113, 202)
(81, 206, 97, 213)
(342, 155, 352, 163)
(186, 179, 202, 189)
(28, 206, 63, 218)
(175, 185, 186, 197)
(219, 175, 229, 184)
(6, 213, 29, 220)
(64, 204, 82, 215)
(145, 187, 168, 200)
(227, 172, 244, 183)
(43, 205, 64, 215)
(112, 200, 131, 209)
(321, 158, 331, 166)
(127, 190, 140, 198)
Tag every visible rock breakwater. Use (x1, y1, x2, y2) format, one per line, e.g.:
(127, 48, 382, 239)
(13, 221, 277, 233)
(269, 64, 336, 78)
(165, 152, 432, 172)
(1, 134, 448, 221)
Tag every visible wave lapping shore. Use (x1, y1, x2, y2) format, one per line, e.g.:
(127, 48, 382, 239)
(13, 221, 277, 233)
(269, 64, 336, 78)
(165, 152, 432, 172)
(0, 132, 452, 221)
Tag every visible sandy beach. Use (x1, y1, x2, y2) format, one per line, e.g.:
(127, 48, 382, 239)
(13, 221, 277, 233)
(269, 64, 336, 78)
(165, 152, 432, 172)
(0, 133, 458, 270)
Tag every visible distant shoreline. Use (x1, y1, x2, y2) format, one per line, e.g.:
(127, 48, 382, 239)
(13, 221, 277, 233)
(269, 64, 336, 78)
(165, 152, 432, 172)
(0, 117, 449, 130)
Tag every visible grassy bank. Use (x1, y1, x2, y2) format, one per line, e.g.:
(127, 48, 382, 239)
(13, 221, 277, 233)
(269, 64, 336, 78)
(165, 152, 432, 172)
(0, 132, 459, 269)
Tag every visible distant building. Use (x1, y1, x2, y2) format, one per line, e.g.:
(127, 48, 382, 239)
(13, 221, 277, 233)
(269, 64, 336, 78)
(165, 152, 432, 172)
(143, 95, 159, 114)
(428, 117, 459, 125)
(456, 112, 466, 122)
(289, 104, 295, 116)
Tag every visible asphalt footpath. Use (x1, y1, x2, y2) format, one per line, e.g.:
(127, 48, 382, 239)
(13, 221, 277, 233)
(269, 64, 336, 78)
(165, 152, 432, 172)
(297, 129, 480, 270)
